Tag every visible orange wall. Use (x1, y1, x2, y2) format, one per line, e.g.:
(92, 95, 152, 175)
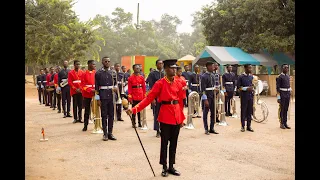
(121, 56, 131, 71)
(134, 56, 145, 71)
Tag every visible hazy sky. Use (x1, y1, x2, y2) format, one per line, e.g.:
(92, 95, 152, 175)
(72, 0, 213, 33)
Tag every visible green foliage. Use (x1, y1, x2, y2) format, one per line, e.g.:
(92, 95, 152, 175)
(199, 0, 295, 54)
(25, 0, 104, 66)
(89, 9, 207, 64)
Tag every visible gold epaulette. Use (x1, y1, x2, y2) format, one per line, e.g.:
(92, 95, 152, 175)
(95, 90, 99, 95)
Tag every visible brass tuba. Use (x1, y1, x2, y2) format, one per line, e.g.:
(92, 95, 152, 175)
(91, 96, 103, 134)
(185, 91, 199, 129)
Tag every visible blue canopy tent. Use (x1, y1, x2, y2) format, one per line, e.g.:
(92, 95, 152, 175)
(193, 46, 295, 74)
(193, 46, 261, 74)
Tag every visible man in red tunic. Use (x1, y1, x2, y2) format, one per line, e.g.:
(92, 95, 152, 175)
(68, 60, 84, 123)
(127, 64, 146, 128)
(80, 60, 96, 131)
(127, 59, 185, 177)
(54, 66, 62, 113)
(46, 67, 55, 107)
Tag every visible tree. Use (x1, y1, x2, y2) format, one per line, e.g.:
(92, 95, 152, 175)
(199, 0, 295, 54)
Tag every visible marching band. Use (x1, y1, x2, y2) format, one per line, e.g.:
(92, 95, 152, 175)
(35, 57, 292, 177)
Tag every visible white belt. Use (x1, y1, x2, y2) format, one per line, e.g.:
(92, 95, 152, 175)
(225, 82, 233, 84)
(43, 81, 47, 83)
(62, 79, 67, 81)
(38, 81, 41, 83)
(73, 80, 81, 83)
(99, 86, 115, 89)
(280, 88, 292, 91)
(191, 84, 199, 86)
(86, 85, 95, 87)
(117, 82, 123, 84)
(206, 87, 218, 90)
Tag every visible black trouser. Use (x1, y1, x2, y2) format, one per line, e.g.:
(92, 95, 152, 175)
(56, 93, 61, 111)
(52, 90, 57, 108)
(184, 90, 189, 107)
(101, 99, 114, 136)
(48, 90, 53, 108)
(279, 95, 290, 125)
(116, 94, 123, 120)
(43, 88, 49, 105)
(83, 97, 92, 126)
(132, 100, 141, 125)
(42, 88, 45, 104)
(225, 91, 234, 115)
(153, 100, 161, 131)
(38, 88, 43, 103)
(72, 93, 83, 120)
(62, 86, 71, 115)
(240, 96, 253, 127)
(159, 122, 181, 166)
(203, 97, 217, 131)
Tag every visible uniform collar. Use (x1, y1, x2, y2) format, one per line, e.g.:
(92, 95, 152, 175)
(101, 67, 110, 71)
(242, 72, 252, 76)
(155, 69, 163, 73)
(281, 72, 288, 76)
(164, 76, 174, 83)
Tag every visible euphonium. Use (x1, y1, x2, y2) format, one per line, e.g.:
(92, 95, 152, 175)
(185, 91, 199, 129)
(91, 96, 103, 134)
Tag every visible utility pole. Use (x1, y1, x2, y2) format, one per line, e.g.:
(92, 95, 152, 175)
(135, 3, 141, 55)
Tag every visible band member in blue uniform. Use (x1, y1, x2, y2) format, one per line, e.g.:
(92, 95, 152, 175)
(42, 68, 49, 106)
(95, 57, 117, 141)
(146, 59, 164, 137)
(212, 63, 221, 123)
(58, 60, 72, 118)
(222, 65, 236, 116)
(276, 64, 292, 129)
(237, 64, 254, 132)
(201, 61, 219, 135)
(189, 64, 201, 117)
(36, 69, 44, 105)
(182, 65, 192, 107)
(114, 63, 125, 121)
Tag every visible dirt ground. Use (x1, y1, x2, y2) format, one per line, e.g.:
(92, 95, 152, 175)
(25, 76, 295, 180)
